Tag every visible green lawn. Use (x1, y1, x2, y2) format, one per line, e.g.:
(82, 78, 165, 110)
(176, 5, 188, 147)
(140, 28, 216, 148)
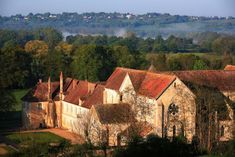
(6, 132, 65, 145)
(11, 89, 30, 111)
(2, 132, 68, 156)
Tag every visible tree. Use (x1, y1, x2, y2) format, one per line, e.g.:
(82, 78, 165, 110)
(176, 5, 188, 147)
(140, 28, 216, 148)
(34, 27, 63, 49)
(222, 53, 233, 68)
(0, 89, 16, 112)
(146, 53, 167, 71)
(177, 54, 199, 70)
(212, 36, 235, 54)
(1, 41, 31, 88)
(0, 29, 17, 47)
(193, 60, 208, 70)
(167, 57, 182, 71)
(25, 40, 48, 57)
(72, 45, 115, 81)
(166, 35, 178, 52)
(55, 42, 73, 54)
(112, 46, 135, 68)
(153, 35, 166, 52)
(0, 42, 26, 111)
(138, 38, 154, 52)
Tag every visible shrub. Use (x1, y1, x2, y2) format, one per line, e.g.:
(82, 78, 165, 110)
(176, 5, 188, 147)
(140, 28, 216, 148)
(114, 134, 201, 157)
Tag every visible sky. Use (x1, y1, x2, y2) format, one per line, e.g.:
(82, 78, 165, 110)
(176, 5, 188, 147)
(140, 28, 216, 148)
(0, 0, 235, 17)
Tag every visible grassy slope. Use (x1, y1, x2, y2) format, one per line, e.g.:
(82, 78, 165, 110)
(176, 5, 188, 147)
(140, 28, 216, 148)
(11, 89, 29, 111)
(6, 132, 65, 145)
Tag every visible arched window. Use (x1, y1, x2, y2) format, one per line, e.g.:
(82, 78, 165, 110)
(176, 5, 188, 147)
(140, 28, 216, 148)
(173, 125, 176, 138)
(168, 103, 179, 115)
(220, 125, 225, 137)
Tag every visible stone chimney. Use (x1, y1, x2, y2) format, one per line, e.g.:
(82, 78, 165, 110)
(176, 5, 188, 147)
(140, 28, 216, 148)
(88, 82, 95, 93)
(59, 71, 63, 100)
(88, 82, 91, 93)
(72, 79, 76, 89)
(148, 64, 156, 72)
(48, 76, 51, 100)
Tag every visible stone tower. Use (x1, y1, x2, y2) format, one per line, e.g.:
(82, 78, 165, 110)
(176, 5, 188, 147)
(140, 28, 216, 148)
(58, 71, 63, 128)
(47, 76, 56, 127)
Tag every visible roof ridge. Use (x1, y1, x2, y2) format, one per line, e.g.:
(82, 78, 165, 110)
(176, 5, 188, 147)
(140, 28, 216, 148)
(116, 67, 176, 78)
(166, 69, 235, 72)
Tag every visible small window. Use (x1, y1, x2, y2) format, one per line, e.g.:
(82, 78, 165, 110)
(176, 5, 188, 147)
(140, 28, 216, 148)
(220, 125, 225, 137)
(37, 103, 43, 110)
(120, 94, 123, 102)
(173, 125, 176, 138)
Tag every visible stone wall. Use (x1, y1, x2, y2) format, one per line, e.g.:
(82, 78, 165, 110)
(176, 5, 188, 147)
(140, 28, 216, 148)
(157, 78, 196, 142)
(22, 101, 48, 129)
(62, 101, 89, 135)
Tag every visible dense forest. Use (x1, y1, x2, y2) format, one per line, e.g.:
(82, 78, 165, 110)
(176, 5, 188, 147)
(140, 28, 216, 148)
(0, 12, 235, 37)
(0, 27, 235, 111)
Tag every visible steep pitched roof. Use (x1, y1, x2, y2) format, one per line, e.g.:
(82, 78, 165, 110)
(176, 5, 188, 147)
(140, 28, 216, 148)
(139, 72, 176, 98)
(224, 65, 235, 71)
(82, 85, 105, 109)
(105, 67, 146, 91)
(63, 77, 73, 93)
(165, 70, 235, 91)
(94, 103, 135, 124)
(105, 67, 176, 98)
(22, 82, 59, 102)
(63, 79, 96, 106)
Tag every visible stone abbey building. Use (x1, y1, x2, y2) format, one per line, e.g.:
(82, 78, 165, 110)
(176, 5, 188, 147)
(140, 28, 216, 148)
(22, 65, 235, 146)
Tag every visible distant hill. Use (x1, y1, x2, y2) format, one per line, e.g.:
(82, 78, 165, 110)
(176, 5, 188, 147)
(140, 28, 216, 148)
(0, 12, 235, 38)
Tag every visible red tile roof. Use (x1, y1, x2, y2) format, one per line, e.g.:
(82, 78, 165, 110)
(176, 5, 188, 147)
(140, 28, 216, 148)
(82, 85, 105, 109)
(105, 67, 176, 98)
(63, 79, 96, 106)
(224, 65, 235, 71)
(22, 82, 59, 102)
(94, 103, 135, 124)
(139, 72, 176, 98)
(165, 70, 235, 91)
(63, 77, 73, 92)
